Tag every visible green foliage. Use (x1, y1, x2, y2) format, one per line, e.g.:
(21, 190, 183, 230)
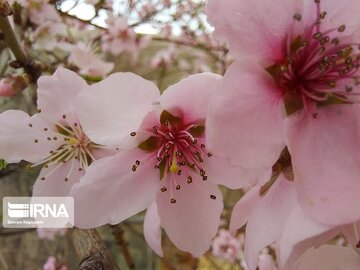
(0, 159, 7, 170)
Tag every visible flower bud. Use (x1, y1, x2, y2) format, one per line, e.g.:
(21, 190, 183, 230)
(0, 75, 29, 97)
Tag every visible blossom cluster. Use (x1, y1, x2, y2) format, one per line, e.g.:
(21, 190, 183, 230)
(1, 0, 360, 269)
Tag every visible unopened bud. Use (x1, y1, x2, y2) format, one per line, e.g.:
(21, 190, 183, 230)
(0, 74, 29, 97)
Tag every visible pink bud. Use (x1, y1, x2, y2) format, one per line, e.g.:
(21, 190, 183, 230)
(0, 78, 15, 97)
(0, 75, 29, 97)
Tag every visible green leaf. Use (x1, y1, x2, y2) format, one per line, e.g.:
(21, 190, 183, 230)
(138, 136, 162, 152)
(160, 110, 181, 126)
(0, 159, 7, 170)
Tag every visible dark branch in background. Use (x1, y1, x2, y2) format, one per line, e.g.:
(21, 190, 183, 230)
(56, 8, 228, 58)
(110, 224, 135, 269)
(0, 0, 41, 82)
(72, 228, 120, 270)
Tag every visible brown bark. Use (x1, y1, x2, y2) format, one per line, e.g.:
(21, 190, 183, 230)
(72, 228, 120, 270)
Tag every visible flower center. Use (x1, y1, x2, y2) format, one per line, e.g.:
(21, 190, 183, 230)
(267, 0, 360, 115)
(131, 110, 216, 204)
(30, 114, 100, 181)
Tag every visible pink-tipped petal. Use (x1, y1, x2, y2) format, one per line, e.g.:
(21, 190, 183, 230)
(285, 105, 360, 225)
(229, 186, 261, 233)
(32, 160, 84, 197)
(206, 0, 302, 62)
(207, 62, 285, 170)
(159, 73, 221, 123)
(294, 245, 360, 270)
(37, 68, 88, 123)
(0, 110, 54, 163)
(70, 149, 160, 228)
(144, 201, 163, 257)
(75, 73, 160, 148)
(156, 179, 223, 257)
(244, 175, 297, 270)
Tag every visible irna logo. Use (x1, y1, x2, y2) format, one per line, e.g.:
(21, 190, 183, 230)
(8, 202, 69, 218)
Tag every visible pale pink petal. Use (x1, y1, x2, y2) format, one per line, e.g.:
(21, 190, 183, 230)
(32, 160, 84, 197)
(0, 110, 54, 163)
(204, 154, 260, 189)
(75, 73, 160, 148)
(244, 175, 297, 270)
(258, 253, 277, 270)
(206, 0, 302, 62)
(278, 204, 336, 269)
(285, 105, 360, 225)
(144, 201, 163, 257)
(294, 245, 360, 270)
(159, 73, 221, 123)
(301, 0, 360, 35)
(70, 149, 160, 228)
(37, 68, 88, 123)
(156, 179, 223, 257)
(229, 186, 261, 233)
(207, 62, 285, 170)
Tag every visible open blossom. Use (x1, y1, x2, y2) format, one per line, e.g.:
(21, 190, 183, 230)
(32, 22, 67, 51)
(0, 68, 109, 197)
(17, 0, 60, 25)
(206, 0, 360, 226)
(101, 16, 150, 58)
(211, 229, 241, 263)
(229, 174, 360, 270)
(69, 72, 258, 256)
(69, 43, 114, 78)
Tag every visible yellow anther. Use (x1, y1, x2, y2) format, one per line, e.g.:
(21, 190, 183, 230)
(69, 137, 78, 145)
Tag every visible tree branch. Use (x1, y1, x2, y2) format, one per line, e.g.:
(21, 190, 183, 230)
(0, 1, 41, 81)
(72, 228, 120, 270)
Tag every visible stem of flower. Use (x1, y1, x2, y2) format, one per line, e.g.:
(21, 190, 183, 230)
(0, 1, 41, 81)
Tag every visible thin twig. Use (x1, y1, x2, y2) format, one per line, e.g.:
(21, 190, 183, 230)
(110, 224, 135, 269)
(0, 1, 41, 81)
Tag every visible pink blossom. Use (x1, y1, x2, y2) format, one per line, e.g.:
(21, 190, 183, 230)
(293, 245, 360, 270)
(69, 43, 114, 78)
(230, 174, 360, 270)
(17, 0, 60, 25)
(150, 45, 176, 69)
(43, 256, 68, 270)
(211, 229, 241, 263)
(0, 68, 110, 197)
(206, 0, 360, 226)
(43, 256, 56, 270)
(101, 16, 150, 58)
(32, 22, 67, 51)
(69, 72, 259, 256)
